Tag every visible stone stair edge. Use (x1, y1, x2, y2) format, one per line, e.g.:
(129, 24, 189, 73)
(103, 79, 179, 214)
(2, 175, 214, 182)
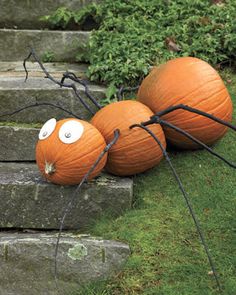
(0, 0, 99, 30)
(0, 76, 106, 123)
(0, 122, 41, 128)
(0, 29, 90, 62)
(0, 162, 133, 230)
(0, 231, 130, 295)
(0, 60, 89, 77)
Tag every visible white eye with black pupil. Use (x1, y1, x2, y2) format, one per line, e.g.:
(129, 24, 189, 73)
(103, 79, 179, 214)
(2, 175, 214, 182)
(59, 120, 84, 144)
(39, 118, 57, 140)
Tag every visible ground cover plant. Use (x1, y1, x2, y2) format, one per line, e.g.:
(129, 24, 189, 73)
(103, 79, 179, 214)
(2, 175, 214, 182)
(44, 0, 236, 92)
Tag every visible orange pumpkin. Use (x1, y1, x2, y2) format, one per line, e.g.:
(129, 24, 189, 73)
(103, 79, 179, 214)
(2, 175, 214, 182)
(91, 100, 166, 176)
(36, 118, 107, 185)
(137, 57, 233, 149)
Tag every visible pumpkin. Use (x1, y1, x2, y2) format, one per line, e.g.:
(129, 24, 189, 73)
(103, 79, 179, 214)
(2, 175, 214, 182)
(36, 118, 107, 185)
(137, 57, 233, 149)
(91, 100, 166, 176)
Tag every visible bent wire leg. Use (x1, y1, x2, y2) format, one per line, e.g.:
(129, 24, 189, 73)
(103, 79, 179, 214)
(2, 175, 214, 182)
(23, 48, 96, 115)
(157, 119, 236, 169)
(130, 123, 222, 293)
(54, 129, 120, 287)
(61, 72, 102, 110)
(145, 104, 236, 132)
(117, 85, 140, 101)
(0, 102, 81, 120)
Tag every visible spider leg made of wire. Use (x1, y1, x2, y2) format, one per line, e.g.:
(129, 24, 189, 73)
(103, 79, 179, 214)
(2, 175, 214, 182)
(145, 104, 236, 132)
(0, 102, 81, 120)
(61, 71, 102, 110)
(23, 48, 96, 115)
(130, 123, 222, 293)
(138, 116, 236, 169)
(54, 129, 120, 289)
(117, 85, 140, 101)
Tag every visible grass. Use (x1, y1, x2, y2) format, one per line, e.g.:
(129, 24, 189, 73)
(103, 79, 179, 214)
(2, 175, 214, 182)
(73, 69, 236, 295)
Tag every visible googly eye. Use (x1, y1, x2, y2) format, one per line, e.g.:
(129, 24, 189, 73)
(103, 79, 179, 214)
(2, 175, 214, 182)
(59, 120, 84, 144)
(39, 118, 57, 140)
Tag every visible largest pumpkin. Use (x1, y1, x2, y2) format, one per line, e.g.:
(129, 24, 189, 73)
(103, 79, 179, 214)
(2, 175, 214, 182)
(137, 57, 233, 149)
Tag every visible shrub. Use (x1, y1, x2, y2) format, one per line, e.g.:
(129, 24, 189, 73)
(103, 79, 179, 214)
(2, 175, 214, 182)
(44, 0, 236, 88)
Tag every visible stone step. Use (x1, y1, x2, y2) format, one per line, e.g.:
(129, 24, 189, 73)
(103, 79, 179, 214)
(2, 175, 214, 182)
(0, 61, 88, 78)
(0, 29, 90, 62)
(0, 62, 106, 123)
(0, 232, 130, 295)
(0, 0, 97, 30)
(0, 124, 39, 161)
(0, 162, 133, 230)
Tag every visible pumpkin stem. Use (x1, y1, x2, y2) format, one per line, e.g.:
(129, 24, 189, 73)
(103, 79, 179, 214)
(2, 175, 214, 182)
(130, 123, 222, 292)
(45, 162, 56, 175)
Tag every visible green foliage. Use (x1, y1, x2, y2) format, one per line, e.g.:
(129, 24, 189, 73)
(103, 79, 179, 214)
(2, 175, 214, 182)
(42, 50, 55, 62)
(41, 7, 74, 29)
(45, 0, 236, 88)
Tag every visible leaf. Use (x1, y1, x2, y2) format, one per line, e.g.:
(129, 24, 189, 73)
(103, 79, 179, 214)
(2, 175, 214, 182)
(105, 83, 117, 100)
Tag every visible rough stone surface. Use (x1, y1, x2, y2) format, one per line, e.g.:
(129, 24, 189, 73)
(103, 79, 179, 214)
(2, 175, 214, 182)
(0, 0, 98, 29)
(0, 76, 106, 122)
(0, 232, 130, 295)
(0, 29, 90, 62)
(0, 162, 133, 229)
(0, 125, 39, 161)
(0, 61, 88, 79)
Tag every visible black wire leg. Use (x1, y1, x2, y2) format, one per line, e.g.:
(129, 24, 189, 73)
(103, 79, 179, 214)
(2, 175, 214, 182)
(117, 85, 140, 101)
(144, 104, 236, 132)
(54, 129, 120, 290)
(0, 102, 81, 120)
(23, 48, 96, 115)
(130, 123, 222, 293)
(61, 72, 102, 110)
(153, 119, 236, 169)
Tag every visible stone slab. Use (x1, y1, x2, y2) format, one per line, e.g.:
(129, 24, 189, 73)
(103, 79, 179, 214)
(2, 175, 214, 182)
(0, 162, 133, 229)
(0, 0, 98, 29)
(0, 232, 130, 295)
(0, 76, 106, 123)
(0, 61, 88, 79)
(0, 29, 90, 62)
(0, 125, 39, 161)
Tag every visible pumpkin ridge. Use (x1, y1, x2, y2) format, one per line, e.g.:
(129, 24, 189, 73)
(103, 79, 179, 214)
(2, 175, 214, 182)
(52, 128, 106, 166)
(164, 92, 231, 126)
(143, 76, 221, 112)
(110, 131, 165, 152)
(57, 143, 106, 168)
(188, 87, 228, 109)
(166, 77, 224, 110)
(172, 107, 233, 133)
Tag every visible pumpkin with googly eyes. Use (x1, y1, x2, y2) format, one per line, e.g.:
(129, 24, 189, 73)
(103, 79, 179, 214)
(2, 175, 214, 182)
(36, 118, 107, 185)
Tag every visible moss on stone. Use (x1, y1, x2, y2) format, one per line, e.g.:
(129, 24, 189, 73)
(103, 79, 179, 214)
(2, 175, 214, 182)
(0, 121, 42, 128)
(68, 243, 88, 261)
